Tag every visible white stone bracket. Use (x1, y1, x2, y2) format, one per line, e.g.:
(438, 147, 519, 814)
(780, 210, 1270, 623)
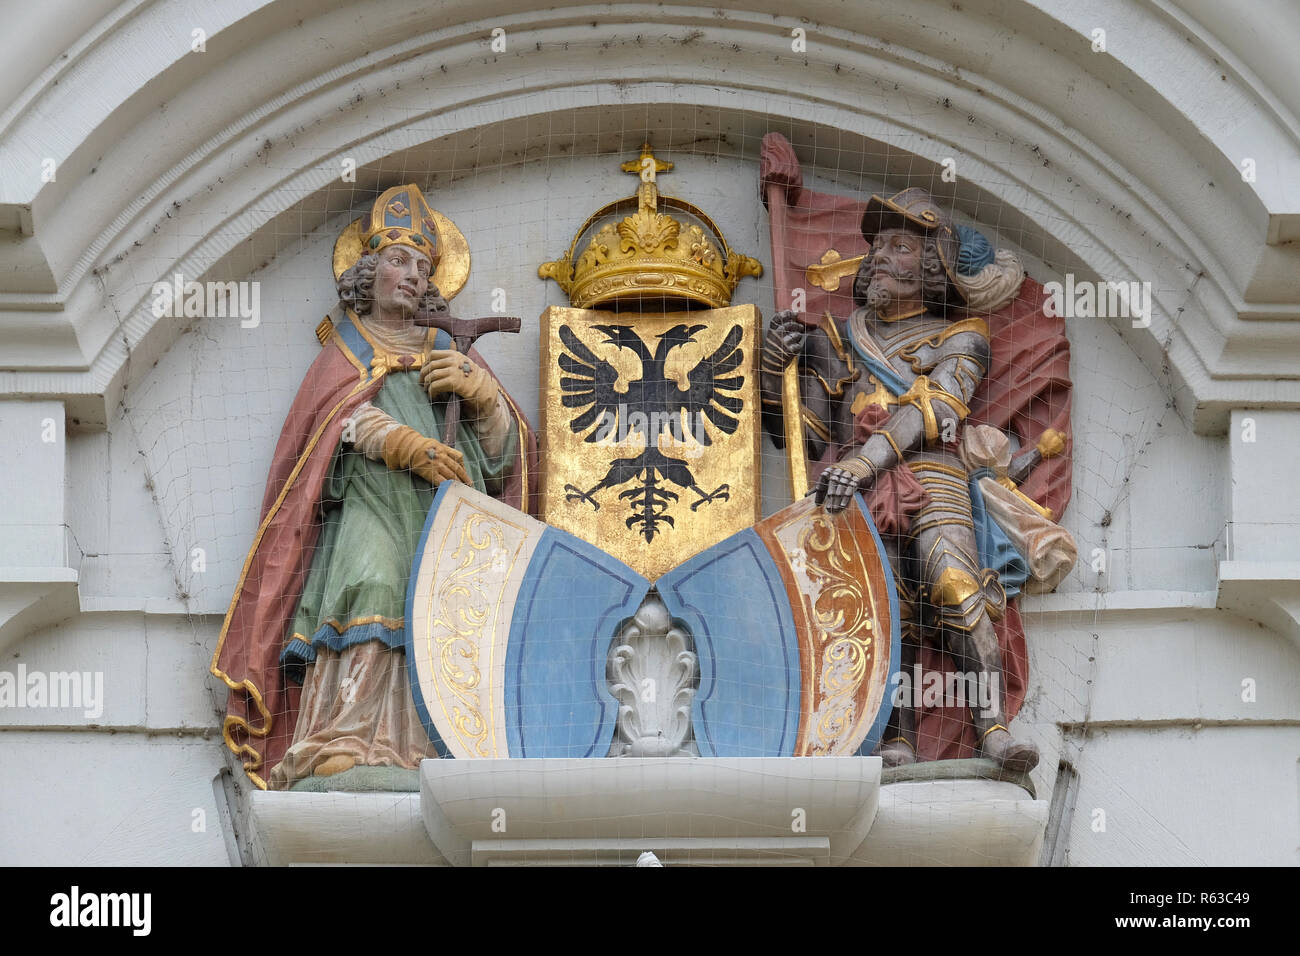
(0, 400, 79, 654)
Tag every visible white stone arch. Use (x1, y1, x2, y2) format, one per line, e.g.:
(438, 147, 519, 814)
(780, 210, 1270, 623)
(1, 0, 1299, 866)
(1, 1, 1296, 427)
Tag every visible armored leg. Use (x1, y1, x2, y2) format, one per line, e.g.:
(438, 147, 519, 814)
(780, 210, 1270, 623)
(877, 643, 918, 767)
(875, 531, 919, 767)
(908, 458, 1039, 773)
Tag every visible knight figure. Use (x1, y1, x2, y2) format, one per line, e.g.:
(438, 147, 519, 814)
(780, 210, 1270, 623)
(760, 187, 1039, 773)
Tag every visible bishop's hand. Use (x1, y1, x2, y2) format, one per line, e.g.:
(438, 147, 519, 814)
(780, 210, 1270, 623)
(411, 437, 469, 486)
(381, 425, 470, 486)
(420, 349, 499, 418)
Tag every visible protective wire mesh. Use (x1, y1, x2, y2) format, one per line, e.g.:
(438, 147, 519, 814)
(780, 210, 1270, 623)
(96, 102, 1220, 866)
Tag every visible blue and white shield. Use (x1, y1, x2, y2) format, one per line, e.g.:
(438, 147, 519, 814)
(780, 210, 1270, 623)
(406, 485, 898, 759)
(405, 482, 645, 759)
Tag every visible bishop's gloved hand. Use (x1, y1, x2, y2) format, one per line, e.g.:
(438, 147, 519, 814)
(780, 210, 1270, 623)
(382, 425, 469, 486)
(419, 350, 500, 421)
(813, 455, 878, 514)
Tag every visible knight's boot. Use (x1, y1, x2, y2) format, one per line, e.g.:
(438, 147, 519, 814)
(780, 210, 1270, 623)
(933, 566, 1039, 774)
(975, 720, 1039, 775)
(876, 704, 917, 768)
(877, 739, 916, 767)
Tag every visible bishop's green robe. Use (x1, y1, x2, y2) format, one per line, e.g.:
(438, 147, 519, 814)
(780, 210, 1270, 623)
(279, 367, 517, 678)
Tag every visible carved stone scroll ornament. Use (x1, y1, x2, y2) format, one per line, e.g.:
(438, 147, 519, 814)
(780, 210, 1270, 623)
(606, 591, 700, 757)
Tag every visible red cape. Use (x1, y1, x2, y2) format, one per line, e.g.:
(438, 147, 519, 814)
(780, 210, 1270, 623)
(210, 317, 538, 788)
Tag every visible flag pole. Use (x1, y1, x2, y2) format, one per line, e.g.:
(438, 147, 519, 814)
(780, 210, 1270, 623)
(764, 178, 810, 500)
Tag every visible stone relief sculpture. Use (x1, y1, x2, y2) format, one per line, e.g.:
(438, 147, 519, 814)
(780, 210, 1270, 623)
(211, 145, 1075, 796)
(210, 184, 536, 791)
(398, 145, 902, 766)
(759, 132, 1078, 773)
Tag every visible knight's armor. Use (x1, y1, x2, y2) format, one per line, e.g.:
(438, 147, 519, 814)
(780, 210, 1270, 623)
(776, 305, 1000, 596)
(759, 186, 1037, 770)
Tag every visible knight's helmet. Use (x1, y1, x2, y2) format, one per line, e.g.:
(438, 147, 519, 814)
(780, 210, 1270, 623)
(860, 186, 967, 309)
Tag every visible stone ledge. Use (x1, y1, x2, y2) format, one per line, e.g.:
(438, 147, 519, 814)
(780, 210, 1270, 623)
(882, 757, 1035, 799)
(421, 757, 880, 867)
(1217, 561, 1300, 654)
(1019, 589, 1218, 618)
(854, 778, 1047, 867)
(249, 757, 1047, 866)
(0, 572, 78, 656)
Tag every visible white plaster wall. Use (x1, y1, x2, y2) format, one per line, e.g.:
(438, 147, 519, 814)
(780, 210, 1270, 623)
(1017, 605, 1300, 858)
(0, 400, 68, 568)
(0, 732, 231, 866)
(0, 613, 231, 865)
(1065, 725, 1300, 866)
(1229, 409, 1300, 563)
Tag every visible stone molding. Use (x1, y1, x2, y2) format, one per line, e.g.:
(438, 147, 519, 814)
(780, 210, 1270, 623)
(247, 757, 1047, 865)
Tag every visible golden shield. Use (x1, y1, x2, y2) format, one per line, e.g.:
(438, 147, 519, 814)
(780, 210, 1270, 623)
(539, 304, 763, 581)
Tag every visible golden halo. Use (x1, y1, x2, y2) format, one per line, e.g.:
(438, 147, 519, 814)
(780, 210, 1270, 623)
(331, 206, 470, 301)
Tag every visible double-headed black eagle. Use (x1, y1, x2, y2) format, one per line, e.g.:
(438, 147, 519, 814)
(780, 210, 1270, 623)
(558, 322, 745, 541)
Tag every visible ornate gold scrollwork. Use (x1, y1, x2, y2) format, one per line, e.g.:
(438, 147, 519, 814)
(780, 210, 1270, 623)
(430, 513, 505, 757)
(797, 512, 875, 755)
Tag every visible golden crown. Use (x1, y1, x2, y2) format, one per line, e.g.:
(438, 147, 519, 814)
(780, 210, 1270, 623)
(539, 145, 762, 310)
